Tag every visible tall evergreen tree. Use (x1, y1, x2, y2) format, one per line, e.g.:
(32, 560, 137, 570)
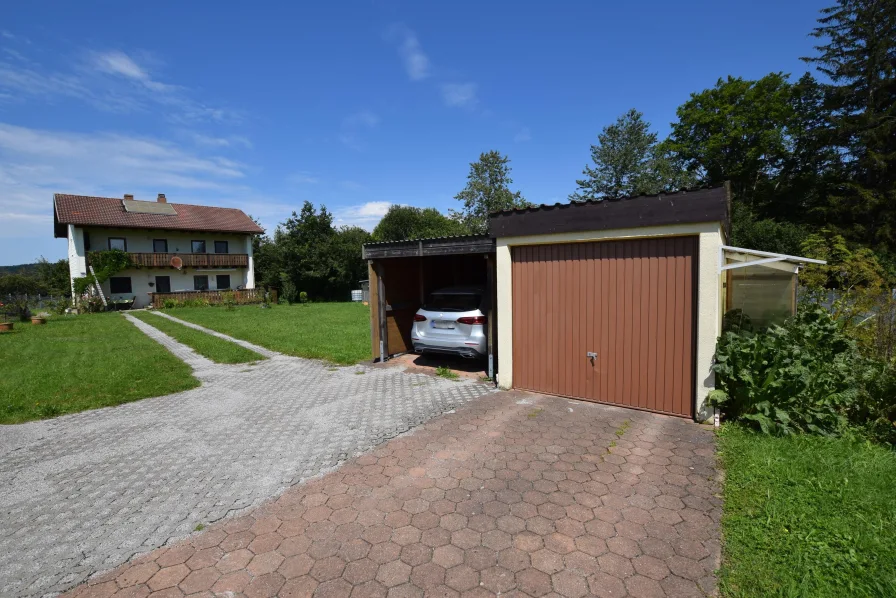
(570, 109, 694, 202)
(803, 0, 896, 249)
(452, 150, 528, 234)
(775, 73, 843, 224)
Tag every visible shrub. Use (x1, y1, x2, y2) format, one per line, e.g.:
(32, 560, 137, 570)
(709, 307, 858, 436)
(221, 291, 236, 311)
(48, 297, 71, 315)
(280, 273, 298, 304)
(5, 298, 32, 322)
(299, 291, 309, 305)
(710, 307, 896, 443)
(854, 361, 896, 446)
(799, 231, 896, 361)
(82, 295, 106, 313)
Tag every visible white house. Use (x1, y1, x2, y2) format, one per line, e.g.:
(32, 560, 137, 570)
(54, 193, 264, 308)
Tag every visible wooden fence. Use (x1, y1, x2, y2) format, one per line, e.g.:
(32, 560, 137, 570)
(150, 288, 276, 308)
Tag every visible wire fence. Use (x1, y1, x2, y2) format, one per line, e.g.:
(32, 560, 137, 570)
(1, 294, 68, 309)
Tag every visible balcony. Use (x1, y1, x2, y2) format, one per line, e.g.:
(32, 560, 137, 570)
(128, 252, 249, 268)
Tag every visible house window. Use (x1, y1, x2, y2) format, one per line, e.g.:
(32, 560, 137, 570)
(153, 239, 168, 253)
(194, 275, 209, 291)
(109, 277, 132, 294)
(155, 276, 171, 293)
(214, 241, 229, 254)
(108, 237, 127, 251)
(216, 275, 231, 290)
(191, 240, 206, 253)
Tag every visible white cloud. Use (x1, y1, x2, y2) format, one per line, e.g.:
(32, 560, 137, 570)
(333, 201, 391, 231)
(1, 30, 29, 44)
(441, 83, 478, 108)
(287, 171, 319, 184)
(0, 122, 255, 251)
(514, 127, 532, 142)
(340, 180, 364, 191)
(340, 110, 380, 151)
(387, 25, 430, 81)
(189, 132, 253, 149)
(93, 51, 146, 80)
(0, 61, 105, 107)
(0, 47, 238, 123)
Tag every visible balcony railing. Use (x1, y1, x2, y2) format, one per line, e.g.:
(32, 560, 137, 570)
(127, 252, 249, 268)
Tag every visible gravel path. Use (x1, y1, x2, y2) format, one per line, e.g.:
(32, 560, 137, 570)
(0, 312, 493, 597)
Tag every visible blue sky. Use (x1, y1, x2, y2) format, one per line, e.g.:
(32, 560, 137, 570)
(1, 0, 828, 265)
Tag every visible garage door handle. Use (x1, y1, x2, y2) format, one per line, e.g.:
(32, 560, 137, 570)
(586, 352, 597, 361)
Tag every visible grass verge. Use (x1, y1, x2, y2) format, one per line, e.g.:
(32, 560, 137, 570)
(0, 313, 199, 424)
(131, 311, 264, 364)
(167, 303, 370, 364)
(718, 424, 896, 597)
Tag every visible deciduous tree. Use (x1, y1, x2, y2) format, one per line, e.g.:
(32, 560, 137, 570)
(664, 74, 794, 210)
(372, 205, 467, 242)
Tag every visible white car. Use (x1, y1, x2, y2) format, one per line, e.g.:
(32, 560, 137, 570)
(411, 286, 487, 359)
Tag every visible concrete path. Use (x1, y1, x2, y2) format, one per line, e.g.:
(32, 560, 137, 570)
(64, 391, 721, 598)
(0, 313, 494, 597)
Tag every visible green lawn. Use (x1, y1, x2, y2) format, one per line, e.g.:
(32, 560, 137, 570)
(167, 303, 370, 364)
(131, 311, 264, 364)
(0, 313, 199, 424)
(718, 425, 896, 598)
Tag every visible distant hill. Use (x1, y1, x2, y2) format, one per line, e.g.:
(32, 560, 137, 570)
(0, 263, 40, 276)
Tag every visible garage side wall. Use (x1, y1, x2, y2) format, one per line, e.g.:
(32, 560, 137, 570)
(496, 222, 723, 422)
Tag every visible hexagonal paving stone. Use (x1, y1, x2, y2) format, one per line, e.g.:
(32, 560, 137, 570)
(57, 393, 719, 598)
(375, 560, 411, 588)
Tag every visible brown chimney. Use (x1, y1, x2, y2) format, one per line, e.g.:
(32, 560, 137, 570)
(124, 194, 134, 201)
(157, 193, 167, 203)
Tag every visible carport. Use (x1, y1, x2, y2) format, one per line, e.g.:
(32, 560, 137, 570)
(362, 235, 498, 377)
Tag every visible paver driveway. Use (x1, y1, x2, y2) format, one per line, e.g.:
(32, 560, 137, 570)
(64, 391, 721, 598)
(0, 314, 492, 597)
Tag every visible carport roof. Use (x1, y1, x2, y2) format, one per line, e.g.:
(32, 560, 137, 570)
(489, 184, 730, 238)
(362, 234, 495, 259)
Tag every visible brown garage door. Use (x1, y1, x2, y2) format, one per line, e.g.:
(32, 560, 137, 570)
(511, 237, 696, 417)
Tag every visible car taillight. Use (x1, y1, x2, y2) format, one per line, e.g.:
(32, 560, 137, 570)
(414, 314, 427, 322)
(457, 316, 486, 325)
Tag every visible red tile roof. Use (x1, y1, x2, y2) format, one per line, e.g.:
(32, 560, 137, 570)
(53, 194, 264, 237)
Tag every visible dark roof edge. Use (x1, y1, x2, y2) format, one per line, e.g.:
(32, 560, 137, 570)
(362, 234, 495, 260)
(489, 184, 729, 239)
(489, 185, 720, 216)
(363, 234, 491, 248)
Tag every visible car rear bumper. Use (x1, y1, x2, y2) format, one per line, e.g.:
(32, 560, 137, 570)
(413, 342, 486, 359)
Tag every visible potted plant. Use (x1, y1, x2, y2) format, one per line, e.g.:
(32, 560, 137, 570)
(31, 315, 47, 325)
